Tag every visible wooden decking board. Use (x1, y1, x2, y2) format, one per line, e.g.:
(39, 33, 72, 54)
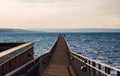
(42, 36, 75, 76)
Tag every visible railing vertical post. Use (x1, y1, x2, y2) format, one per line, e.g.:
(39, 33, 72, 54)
(74, 58, 79, 76)
(92, 62, 96, 76)
(105, 67, 110, 76)
(87, 60, 91, 76)
(79, 59, 82, 76)
(76, 59, 79, 76)
(84, 59, 87, 63)
(98, 64, 101, 76)
(84, 59, 87, 76)
(80, 60, 83, 76)
(117, 71, 120, 76)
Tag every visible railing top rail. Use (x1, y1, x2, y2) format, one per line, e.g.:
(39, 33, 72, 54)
(0, 42, 34, 65)
(0, 42, 33, 57)
(49, 36, 59, 53)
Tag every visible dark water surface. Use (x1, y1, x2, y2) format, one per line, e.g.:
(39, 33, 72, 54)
(0, 32, 120, 67)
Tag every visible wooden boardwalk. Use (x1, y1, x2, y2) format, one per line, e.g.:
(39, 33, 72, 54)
(42, 36, 75, 76)
(4, 35, 120, 76)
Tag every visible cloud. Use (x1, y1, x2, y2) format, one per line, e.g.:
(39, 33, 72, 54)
(0, 0, 120, 29)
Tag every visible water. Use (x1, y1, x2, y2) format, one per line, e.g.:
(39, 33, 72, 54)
(0, 32, 58, 56)
(66, 33, 120, 67)
(0, 32, 120, 67)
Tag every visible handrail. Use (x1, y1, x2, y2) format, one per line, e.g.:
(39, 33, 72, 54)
(4, 36, 59, 76)
(0, 42, 34, 65)
(71, 54, 111, 76)
(72, 52, 120, 72)
(63, 36, 120, 76)
(49, 36, 59, 55)
(5, 53, 50, 76)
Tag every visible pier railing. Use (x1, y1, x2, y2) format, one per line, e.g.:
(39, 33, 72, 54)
(64, 36, 120, 76)
(4, 37, 59, 76)
(5, 52, 50, 76)
(71, 52, 120, 76)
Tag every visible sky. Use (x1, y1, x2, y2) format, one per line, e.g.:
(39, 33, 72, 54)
(0, 0, 120, 29)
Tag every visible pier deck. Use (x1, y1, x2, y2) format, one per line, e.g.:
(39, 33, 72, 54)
(42, 36, 75, 76)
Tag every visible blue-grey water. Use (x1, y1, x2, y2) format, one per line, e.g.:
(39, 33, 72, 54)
(0, 32, 120, 67)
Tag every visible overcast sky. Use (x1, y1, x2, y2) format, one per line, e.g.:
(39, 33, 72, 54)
(0, 0, 120, 29)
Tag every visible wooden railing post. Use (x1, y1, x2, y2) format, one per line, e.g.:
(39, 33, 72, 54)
(84, 59, 87, 76)
(98, 64, 101, 76)
(78, 58, 83, 76)
(92, 62, 96, 76)
(76, 59, 79, 76)
(87, 60, 91, 76)
(105, 67, 110, 76)
(79, 60, 83, 76)
(117, 71, 120, 76)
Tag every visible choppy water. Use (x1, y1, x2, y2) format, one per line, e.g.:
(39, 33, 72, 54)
(0, 32, 58, 56)
(66, 33, 120, 67)
(0, 32, 120, 67)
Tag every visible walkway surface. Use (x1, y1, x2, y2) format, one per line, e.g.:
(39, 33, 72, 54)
(42, 36, 75, 76)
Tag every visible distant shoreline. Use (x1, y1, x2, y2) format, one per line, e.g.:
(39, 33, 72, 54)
(0, 28, 120, 33)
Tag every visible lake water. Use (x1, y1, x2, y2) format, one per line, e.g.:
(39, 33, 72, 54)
(0, 32, 120, 67)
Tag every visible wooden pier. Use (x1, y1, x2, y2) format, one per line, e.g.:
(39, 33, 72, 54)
(0, 42, 34, 76)
(4, 35, 120, 76)
(42, 36, 75, 76)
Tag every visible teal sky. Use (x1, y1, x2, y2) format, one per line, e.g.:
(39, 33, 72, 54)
(0, 0, 120, 29)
